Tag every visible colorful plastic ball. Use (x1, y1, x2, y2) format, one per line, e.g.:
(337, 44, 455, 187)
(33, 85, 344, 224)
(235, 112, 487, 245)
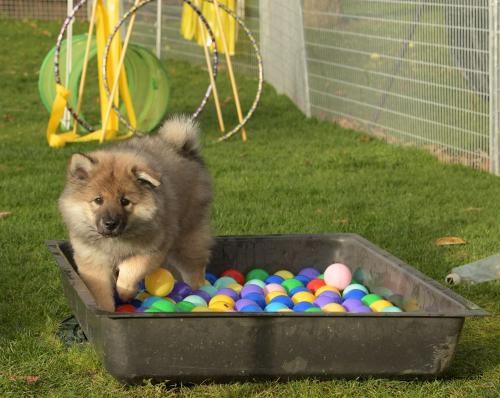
(294, 275, 310, 285)
(136, 306, 147, 312)
(192, 289, 211, 304)
(305, 307, 322, 313)
(205, 272, 218, 285)
(282, 278, 303, 293)
(150, 299, 176, 312)
(265, 302, 289, 312)
(135, 291, 150, 302)
(209, 294, 235, 308)
(324, 263, 352, 290)
(241, 284, 264, 297)
(269, 295, 294, 308)
(343, 289, 367, 300)
(342, 283, 369, 295)
(244, 279, 266, 289)
(145, 268, 175, 296)
(307, 279, 326, 293)
(274, 270, 294, 280)
(243, 292, 266, 308)
(265, 275, 285, 284)
(291, 291, 315, 304)
(167, 293, 184, 303)
(298, 267, 321, 280)
(142, 296, 163, 308)
(322, 303, 347, 313)
(199, 284, 218, 298)
(214, 276, 237, 290)
(380, 306, 403, 313)
(265, 291, 288, 303)
(183, 294, 208, 307)
(289, 286, 309, 296)
(317, 291, 342, 304)
(235, 299, 260, 312)
(314, 294, 339, 308)
(293, 302, 315, 312)
(341, 298, 365, 312)
(317, 274, 324, 280)
(226, 283, 243, 294)
(144, 308, 163, 313)
(361, 293, 383, 306)
(129, 299, 142, 308)
(170, 281, 192, 298)
(349, 305, 372, 313)
(191, 307, 218, 312)
(239, 305, 263, 312)
(369, 300, 393, 312)
(115, 304, 136, 313)
(137, 280, 145, 291)
(263, 283, 287, 296)
(176, 301, 195, 312)
(209, 301, 233, 311)
(216, 287, 240, 302)
(221, 269, 245, 285)
(315, 285, 340, 296)
(245, 268, 269, 282)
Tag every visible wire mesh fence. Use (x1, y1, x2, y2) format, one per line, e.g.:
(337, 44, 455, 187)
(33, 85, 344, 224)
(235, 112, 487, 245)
(0, 0, 87, 20)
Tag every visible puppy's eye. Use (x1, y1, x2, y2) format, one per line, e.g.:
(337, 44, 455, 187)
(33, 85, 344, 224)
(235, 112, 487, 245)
(94, 196, 103, 205)
(120, 197, 131, 207)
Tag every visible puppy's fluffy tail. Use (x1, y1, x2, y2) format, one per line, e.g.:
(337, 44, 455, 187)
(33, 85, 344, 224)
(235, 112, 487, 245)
(158, 115, 200, 154)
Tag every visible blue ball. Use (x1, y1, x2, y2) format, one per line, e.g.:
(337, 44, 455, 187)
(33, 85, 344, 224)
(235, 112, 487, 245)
(129, 299, 142, 308)
(142, 296, 163, 308)
(293, 302, 315, 312)
(294, 275, 310, 285)
(270, 295, 294, 308)
(265, 302, 289, 312)
(239, 305, 263, 312)
(289, 286, 309, 296)
(265, 275, 285, 284)
(243, 292, 266, 308)
(137, 280, 145, 291)
(205, 272, 218, 285)
(343, 289, 366, 300)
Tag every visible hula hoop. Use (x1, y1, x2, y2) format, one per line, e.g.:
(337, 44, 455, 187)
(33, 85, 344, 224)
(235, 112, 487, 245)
(102, 0, 218, 135)
(104, 0, 263, 141)
(53, 0, 217, 133)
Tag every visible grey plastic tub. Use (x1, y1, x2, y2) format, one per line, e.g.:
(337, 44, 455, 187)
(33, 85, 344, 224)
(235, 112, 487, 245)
(46, 234, 487, 384)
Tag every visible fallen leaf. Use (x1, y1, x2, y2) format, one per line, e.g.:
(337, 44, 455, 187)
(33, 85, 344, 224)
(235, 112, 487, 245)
(357, 135, 373, 143)
(0, 212, 11, 219)
(41, 29, 52, 37)
(7, 375, 39, 384)
(436, 236, 466, 246)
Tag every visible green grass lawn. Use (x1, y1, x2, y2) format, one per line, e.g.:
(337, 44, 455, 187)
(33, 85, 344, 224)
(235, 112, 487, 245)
(0, 18, 499, 397)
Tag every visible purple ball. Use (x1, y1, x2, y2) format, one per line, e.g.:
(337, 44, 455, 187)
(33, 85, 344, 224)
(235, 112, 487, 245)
(298, 267, 321, 280)
(342, 298, 365, 311)
(171, 281, 192, 299)
(235, 298, 259, 311)
(348, 305, 372, 313)
(315, 294, 339, 308)
(241, 284, 264, 297)
(167, 293, 184, 303)
(192, 289, 211, 304)
(216, 288, 240, 302)
(317, 291, 342, 303)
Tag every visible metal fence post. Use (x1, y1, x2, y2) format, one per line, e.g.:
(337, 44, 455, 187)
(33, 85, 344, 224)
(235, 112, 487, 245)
(490, 0, 500, 174)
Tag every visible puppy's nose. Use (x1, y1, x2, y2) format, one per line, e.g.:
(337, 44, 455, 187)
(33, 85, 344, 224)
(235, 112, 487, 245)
(103, 217, 121, 232)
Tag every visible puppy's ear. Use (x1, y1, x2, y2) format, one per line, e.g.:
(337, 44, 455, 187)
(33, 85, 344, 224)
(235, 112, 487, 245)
(132, 166, 161, 188)
(69, 153, 97, 180)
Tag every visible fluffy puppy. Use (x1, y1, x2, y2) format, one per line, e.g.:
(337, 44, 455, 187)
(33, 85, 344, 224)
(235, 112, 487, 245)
(59, 116, 213, 311)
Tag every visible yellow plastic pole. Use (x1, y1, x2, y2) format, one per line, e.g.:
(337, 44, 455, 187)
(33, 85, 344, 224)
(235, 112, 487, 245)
(212, 0, 247, 141)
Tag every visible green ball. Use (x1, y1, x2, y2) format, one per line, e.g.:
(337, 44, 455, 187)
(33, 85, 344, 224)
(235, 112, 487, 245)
(176, 301, 195, 312)
(305, 307, 322, 313)
(245, 268, 269, 282)
(361, 293, 383, 306)
(317, 274, 324, 280)
(150, 299, 176, 312)
(281, 278, 303, 293)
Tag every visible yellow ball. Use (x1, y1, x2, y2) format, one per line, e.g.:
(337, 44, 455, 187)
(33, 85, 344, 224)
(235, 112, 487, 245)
(226, 283, 243, 294)
(315, 285, 340, 297)
(145, 268, 174, 296)
(136, 291, 150, 302)
(192, 307, 219, 312)
(291, 291, 315, 304)
(277, 308, 293, 312)
(209, 294, 235, 308)
(274, 270, 294, 279)
(265, 291, 288, 303)
(322, 303, 346, 312)
(370, 300, 393, 312)
(208, 301, 234, 312)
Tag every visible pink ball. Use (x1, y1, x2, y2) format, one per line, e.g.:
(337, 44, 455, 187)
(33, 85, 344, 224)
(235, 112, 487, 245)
(263, 283, 287, 296)
(324, 263, 352, 290)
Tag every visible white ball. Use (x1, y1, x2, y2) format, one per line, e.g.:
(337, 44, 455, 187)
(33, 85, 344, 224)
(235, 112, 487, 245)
(324, 263, 352, 290)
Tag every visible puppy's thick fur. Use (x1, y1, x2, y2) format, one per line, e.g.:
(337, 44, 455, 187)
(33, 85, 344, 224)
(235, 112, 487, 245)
(59, 116, 213, 311)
